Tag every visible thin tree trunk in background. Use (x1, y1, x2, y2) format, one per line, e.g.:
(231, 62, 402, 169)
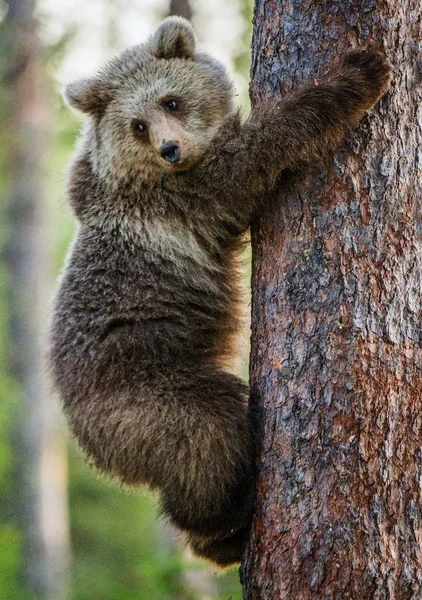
(169, 0, 192, 21)
(242, 1, 422, 598)
(1, 1, 70, 598)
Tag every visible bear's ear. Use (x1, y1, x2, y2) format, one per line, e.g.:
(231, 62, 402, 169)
(63, 76, 115, 115)
(148, 17, 195, 60)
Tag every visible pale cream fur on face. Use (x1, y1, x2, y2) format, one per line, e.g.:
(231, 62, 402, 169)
(64, 17, 234, 185)
(94, 64, 232, 184)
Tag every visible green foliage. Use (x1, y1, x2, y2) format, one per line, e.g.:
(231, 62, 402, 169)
(68, 441, 242, 599)
(0, 20, 24, 594)
(0, 525, 22, 599)
(68, 445, 192, 600)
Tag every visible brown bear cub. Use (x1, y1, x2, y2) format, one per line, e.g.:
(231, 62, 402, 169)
(49, 17, 391, 566)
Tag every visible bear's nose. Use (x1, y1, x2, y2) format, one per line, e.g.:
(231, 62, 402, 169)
(160, 141, 180, 164)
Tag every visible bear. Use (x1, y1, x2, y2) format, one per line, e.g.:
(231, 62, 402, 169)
(49, 16, 391, 567)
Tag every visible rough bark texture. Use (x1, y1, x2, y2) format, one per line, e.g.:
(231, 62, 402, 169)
(242, 1, 422, 598)
(1, 1, 70, 598)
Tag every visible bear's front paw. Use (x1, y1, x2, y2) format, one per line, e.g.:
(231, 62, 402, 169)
(337, 50, 392, 109)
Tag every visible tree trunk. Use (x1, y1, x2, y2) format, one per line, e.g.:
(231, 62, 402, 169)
(169, 0, 192, 21)
(1, 1, 70, 598)
(242, 1, 422, 598)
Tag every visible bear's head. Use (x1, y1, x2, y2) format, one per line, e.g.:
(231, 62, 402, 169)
(65, 17, 235, 183)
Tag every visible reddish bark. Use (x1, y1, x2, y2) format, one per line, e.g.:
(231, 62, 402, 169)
(242, 1, 422, 598)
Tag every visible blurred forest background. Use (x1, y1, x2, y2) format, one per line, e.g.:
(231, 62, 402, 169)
(0, 0, 253, 598)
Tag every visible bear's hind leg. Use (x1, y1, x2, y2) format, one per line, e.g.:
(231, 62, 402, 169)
(187, 528, 248, 567)
(156, 368, 256, 558)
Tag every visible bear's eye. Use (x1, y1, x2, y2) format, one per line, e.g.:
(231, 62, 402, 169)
(164, 99, 178, 112)
(132, 120, 148, 135)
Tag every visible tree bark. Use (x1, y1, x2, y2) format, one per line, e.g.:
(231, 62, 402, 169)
(1, 1, 70, 598)
(242, 1, 422, 598)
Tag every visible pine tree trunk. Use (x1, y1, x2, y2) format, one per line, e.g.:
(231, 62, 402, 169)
(1, 1, 70, 598)
(242, 1, 422, 598)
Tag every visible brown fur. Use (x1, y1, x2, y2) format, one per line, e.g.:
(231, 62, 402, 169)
(49, 17, 391, 566)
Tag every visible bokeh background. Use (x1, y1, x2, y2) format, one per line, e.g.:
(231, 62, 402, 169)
(0, 0, 253, 598)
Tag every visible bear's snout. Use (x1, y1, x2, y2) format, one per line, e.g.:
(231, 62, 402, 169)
(160, 140, 181, 164)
